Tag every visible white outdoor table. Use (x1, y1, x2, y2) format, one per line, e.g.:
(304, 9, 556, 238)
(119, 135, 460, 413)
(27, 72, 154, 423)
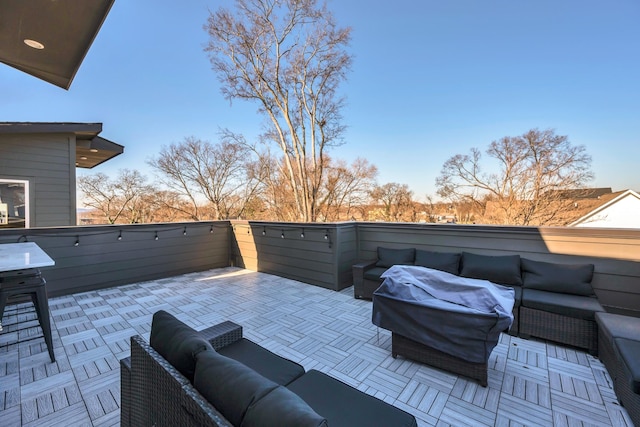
(0, 242, 56, 362)
(0, 242, 55, 272)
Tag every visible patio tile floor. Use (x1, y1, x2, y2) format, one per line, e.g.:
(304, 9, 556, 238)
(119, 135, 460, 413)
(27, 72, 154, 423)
(0, 267, 634, 426)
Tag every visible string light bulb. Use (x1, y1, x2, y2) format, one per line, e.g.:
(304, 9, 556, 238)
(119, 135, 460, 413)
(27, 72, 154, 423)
(74, 236, 80, 247)
(117, 231, 123, 241)
(154, 232, 159, 241)
(300, 229, 305, 238)
(210, 225, 214, 233)
(262, 227, 266, 236)
(281, 230, 285, 239)
(183, 227, 187, 236)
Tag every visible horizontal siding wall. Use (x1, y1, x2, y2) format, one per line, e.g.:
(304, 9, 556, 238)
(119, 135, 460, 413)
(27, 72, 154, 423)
(355, 222, 640, 317)
(336, 225, 358, 288)
(2, 219, 638, 315)
(0, 134, 74, 227)
(0, 222, 231, 297)
(231, 221, 357, 291)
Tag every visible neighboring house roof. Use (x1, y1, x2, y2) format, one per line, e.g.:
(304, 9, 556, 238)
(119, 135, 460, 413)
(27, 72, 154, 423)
(546, 187, 613, 199)
(0, 0, 114, 89)
(0, 122, 123, 168)
(570, 189, 640, 228)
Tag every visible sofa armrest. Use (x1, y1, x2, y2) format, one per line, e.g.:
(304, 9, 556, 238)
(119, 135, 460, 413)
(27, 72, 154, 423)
(353, 260, 378, 299)
(353, 260, 377, 280)
(129, 335, 192, 426)
(128, 334, 232, 426)
(199, 321, 243, 351)
(181, 384, 234, 427)
(120, 357, 132, 427)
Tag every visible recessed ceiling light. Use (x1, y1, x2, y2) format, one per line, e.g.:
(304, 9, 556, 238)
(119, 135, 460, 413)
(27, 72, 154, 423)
(80, 156, 88, 160)
(90, 148, 98, 153)
(24, 39, 45, 50)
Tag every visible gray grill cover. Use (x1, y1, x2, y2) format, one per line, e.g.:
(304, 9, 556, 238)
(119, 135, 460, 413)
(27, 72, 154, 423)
(372, 266, 515, 363)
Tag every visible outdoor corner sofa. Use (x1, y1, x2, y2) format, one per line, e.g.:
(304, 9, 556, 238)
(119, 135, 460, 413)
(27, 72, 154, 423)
(595, 312, 640, 426)
(354, 247, 604, 354)
(120, 310, 417, 427)
(354, 247, 640, 423)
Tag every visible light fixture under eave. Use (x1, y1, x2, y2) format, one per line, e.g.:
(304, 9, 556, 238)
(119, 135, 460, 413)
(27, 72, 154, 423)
(90, 148, 98, 153)
(80, 156, 88, 160)
(24, 39, 45, 50)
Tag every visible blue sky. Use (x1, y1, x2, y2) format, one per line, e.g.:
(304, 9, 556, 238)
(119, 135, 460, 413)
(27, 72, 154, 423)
(2, 0, 639, 199)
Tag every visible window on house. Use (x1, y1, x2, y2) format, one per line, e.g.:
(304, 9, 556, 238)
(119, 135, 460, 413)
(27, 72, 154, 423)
(0, 179, 29, 228)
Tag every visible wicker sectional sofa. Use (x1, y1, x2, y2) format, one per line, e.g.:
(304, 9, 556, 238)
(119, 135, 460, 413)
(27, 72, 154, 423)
(595, 312, 640, 426)
(355, 247, 640, 420)
(354, 248, 604, 354)
(120, 310, 417, 427)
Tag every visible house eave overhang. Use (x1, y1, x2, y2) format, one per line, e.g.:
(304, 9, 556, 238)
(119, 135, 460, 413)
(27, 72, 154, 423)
(0, 0, 115, 90)
(0, 122, 123, 168)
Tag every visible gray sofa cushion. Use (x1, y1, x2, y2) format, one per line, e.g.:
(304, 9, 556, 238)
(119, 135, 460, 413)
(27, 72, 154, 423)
(363, 267, 388, 282)
(287, 369, 417, 427)
(242, 385, 327, 427)
(376, 247, 415, 268)
(615, 338, 640, 394)
(414, 250, 460, 275)
(460, 252, 523, 286)
(522, 258, 595, 296)
(218, 337, 305, 385)
(149, 310, 213, 382)
(522, 289, 603, 320)
(595, 312, 640, 343)
(194, 350, 278, 426)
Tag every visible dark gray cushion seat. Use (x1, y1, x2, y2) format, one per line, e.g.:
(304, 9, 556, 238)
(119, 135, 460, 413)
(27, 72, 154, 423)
(414, 250, 460, 275)
(460, 252, 522, 286)
(363, 267, 388, 282)
(287, 369, 418, 427)
(243, 385, 328, 427)
(595, 312, 640, 343)
(615, 338, 640, 394)
(522, 289, 603, 320)
(194, 350, 280, 427)
(149, 310, 214, 382)
(194, 350, 326, 427)
(522, 258, 595, 296)
(376, 247, 415, 268)
(218, 337, 305, 386)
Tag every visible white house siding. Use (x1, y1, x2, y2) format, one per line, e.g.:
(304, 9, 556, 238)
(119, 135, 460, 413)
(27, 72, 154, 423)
(574, 192, 640, 228)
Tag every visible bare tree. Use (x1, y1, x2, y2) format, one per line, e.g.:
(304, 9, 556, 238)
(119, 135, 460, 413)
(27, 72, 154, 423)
(205, 0, 352, 222)
(78, 169, 156, 224)
(369, 183, 415, 222)
(148, 137, 261, 220)
(318, 157, 378, 221)
(436, 128, 594, 226)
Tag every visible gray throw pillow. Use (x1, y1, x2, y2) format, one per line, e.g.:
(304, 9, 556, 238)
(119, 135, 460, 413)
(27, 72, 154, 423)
(460, 252, 522, 286)
(522, 258, 595, 296)
(414, 250, 461, 275)
(149, 310, 213, 382)
(194, 350, 278, 427)
(376, 247, 415, 268)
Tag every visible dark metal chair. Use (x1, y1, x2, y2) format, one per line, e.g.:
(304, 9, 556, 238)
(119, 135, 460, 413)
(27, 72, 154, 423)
(0, 268, 55, 363)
